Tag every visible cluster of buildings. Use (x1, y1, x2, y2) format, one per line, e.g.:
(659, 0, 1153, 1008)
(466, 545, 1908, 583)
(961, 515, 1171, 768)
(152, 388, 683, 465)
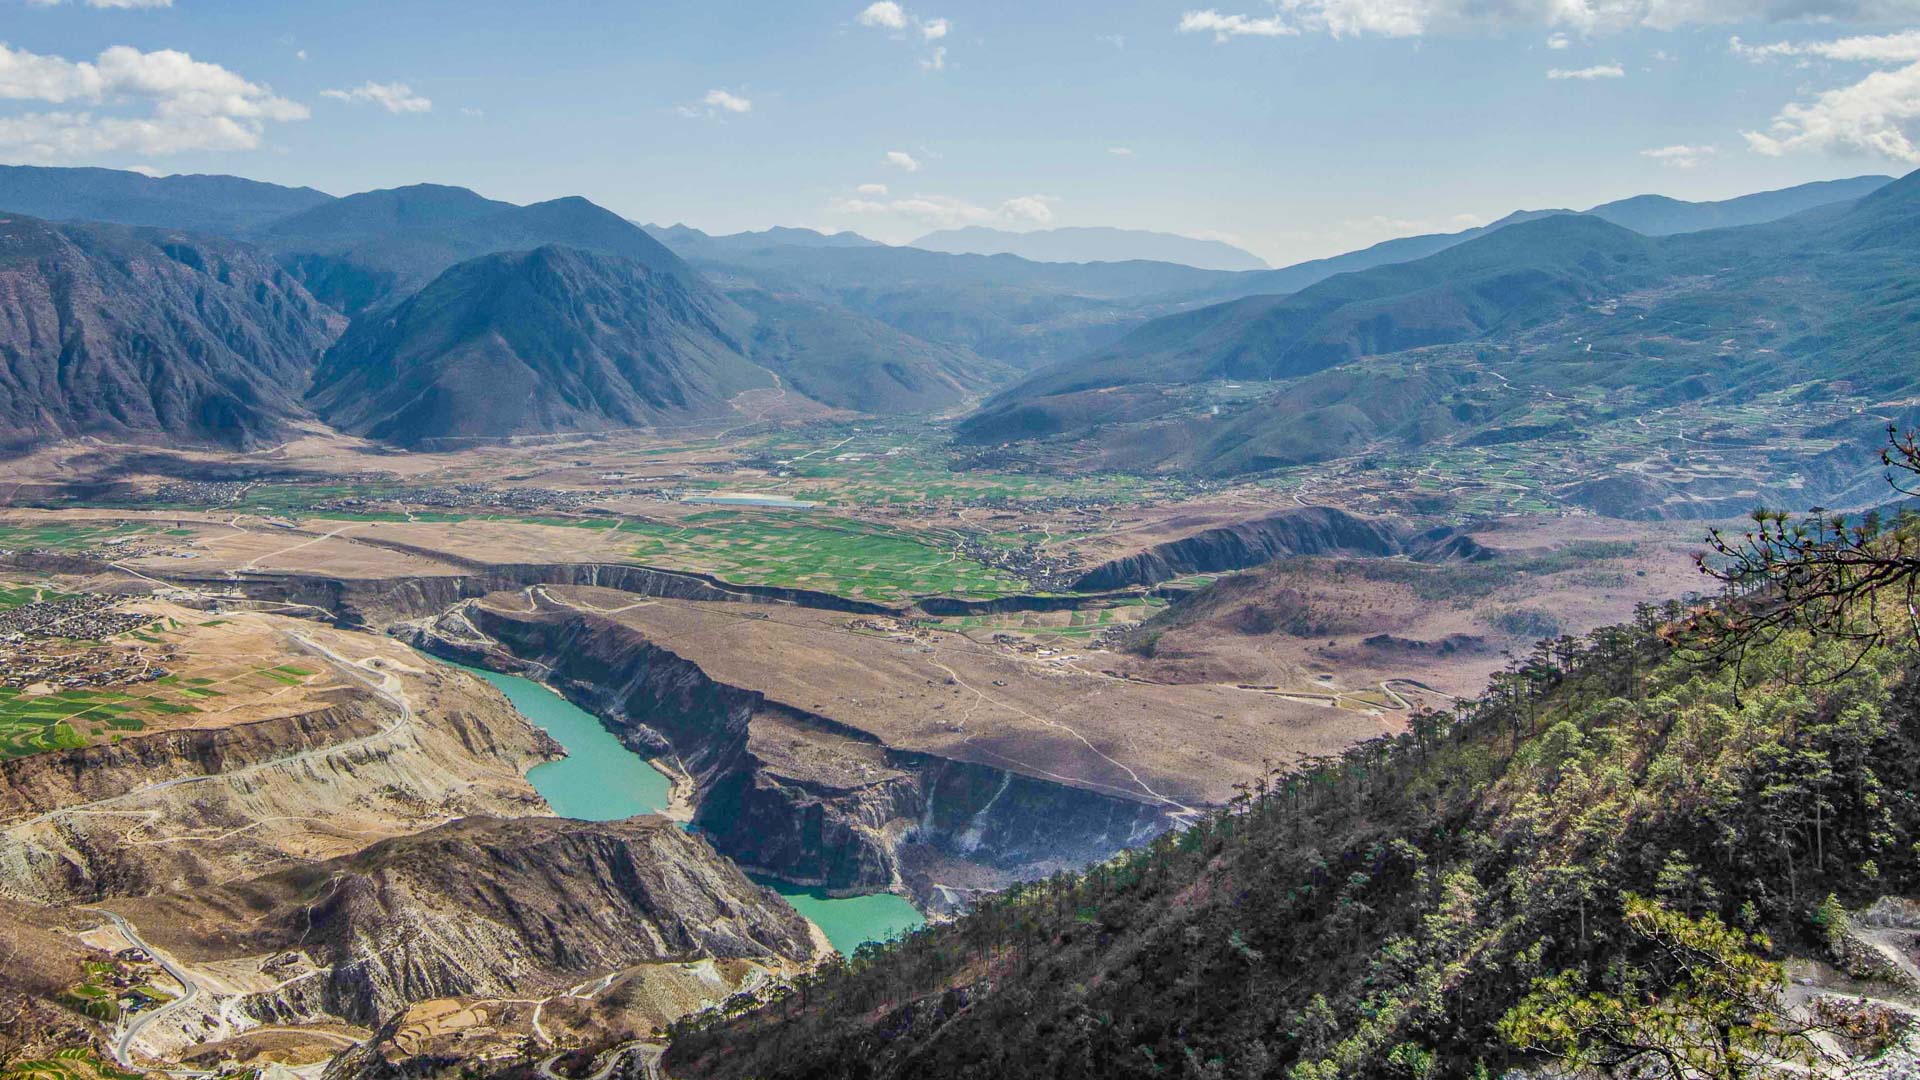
(0, 593, 151, 644)
(953, 535, 1083, 591)
(0, 594, 169, 691)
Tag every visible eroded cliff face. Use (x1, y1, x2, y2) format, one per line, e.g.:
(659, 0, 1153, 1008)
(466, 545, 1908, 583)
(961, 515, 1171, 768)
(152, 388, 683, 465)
(0, 665, 555, 904)
(118, 816, 818, 1028)
(1069, 507, 1409, 591)
(171, 561, 898, 629)
(409, 600, 1173, 908)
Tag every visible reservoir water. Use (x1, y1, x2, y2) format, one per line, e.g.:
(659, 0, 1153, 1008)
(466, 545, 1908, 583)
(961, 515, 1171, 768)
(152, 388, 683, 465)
(452, 661, 924, 951)
(753, 880, 924, 955)
(456, 662, 670, 820)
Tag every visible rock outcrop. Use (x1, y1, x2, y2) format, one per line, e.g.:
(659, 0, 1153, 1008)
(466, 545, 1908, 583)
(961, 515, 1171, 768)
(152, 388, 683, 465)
(117, 815, 818, 1027)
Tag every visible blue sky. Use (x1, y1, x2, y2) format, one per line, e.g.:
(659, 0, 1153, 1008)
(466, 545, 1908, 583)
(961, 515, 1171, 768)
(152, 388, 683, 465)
(5, 0, 1920, 264)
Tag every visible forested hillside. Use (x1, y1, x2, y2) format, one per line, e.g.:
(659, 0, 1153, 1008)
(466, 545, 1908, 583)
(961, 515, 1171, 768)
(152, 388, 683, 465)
(666, 517, 1920, 1078)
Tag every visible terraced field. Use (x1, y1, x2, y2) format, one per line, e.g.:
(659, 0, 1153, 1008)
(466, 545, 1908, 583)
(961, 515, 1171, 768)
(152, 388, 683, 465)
(1, 1050, 143, 1080)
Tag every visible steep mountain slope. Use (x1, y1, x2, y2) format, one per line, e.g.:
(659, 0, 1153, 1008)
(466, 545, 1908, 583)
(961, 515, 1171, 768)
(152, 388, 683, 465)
(910, 225, 1270, 271)
(665, 603, 1920, 1080)
(307, 245, 767, 444)
(0, 214, 343, 451)
(0, 166, 334, 236)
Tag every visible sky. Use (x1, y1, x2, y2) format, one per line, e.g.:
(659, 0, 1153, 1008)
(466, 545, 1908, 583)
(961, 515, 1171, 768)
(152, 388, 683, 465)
(4, 0, 1920, 265)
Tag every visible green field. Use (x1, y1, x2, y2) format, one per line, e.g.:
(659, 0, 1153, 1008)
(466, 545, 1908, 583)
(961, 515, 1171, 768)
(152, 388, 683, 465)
(623, 512, 1034, 601)
(0, 581, 68, 610)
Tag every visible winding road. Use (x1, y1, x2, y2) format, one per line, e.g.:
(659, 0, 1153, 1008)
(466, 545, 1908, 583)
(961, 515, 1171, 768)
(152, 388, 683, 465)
(96, 910, 199, 1069)
(538, 1041, 665, 1080)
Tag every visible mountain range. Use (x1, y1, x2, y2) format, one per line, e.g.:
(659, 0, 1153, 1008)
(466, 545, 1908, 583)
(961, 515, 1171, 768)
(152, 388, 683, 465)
(0, 164, 1907, 460)
(909, 225, 1272, 271)
(959, 171, 1920, 485)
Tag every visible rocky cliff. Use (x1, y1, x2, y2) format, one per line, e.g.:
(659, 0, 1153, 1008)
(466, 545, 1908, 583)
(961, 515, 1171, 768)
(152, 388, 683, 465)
(1070, 506, 1463, 591)
(168, 560, 898, 629)
(0, 664, 554, 904)
(117, 815, 818, 1027)
(411, 600, 1174, 908)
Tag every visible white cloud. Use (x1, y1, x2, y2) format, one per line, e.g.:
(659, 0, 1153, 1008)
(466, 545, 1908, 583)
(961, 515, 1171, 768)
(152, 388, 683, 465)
(1000, 194, 1056, 224)
(857, 2, 951, 66)
(460, 106, 485, 117)
(885, 149, 922, 171)
(1546, 32, 1571, 48)
(1098, 33, 1127, 48)
(1641, 142, 1716, 167)
(1180, 10, 1297, 39)
(834, 191, 1058, 228)
(125, 163, 162, 176)
(1746, 60, 1920, 161)
(1735, 30, 1920, 162)
(1180, 0, 1920, 41)
(857, 182, 889, 195)
(0, 42, 307, 161)
(1109, 146, 1134, 155)
(857, 1, 909, 28)
(321, 81, 432, 114)
(702, 88, 752, 113)
(295, 49, 309, 62)
(1548, 63, 1625, 78)
(1731, 29, 1920, 63)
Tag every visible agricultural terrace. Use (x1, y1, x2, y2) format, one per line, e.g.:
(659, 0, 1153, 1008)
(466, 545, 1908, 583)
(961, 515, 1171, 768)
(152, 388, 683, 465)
(0, 606, 328, 760)
(1, 1050, 144, 1080)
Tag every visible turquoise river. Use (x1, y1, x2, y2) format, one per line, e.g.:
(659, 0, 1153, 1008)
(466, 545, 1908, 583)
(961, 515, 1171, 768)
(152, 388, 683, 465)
(452, 662, 924, 953)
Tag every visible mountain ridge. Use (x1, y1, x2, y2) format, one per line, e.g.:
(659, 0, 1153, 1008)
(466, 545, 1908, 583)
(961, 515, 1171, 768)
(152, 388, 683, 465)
(910, 225, 1271, 272)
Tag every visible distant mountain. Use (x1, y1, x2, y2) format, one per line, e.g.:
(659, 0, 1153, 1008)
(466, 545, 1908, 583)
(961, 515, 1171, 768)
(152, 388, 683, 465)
(0, 165, 334, 237)
(651, 240, 1242, 370)
(971, 214, 1661, 415)
(1180, 175, 1893, 308)
(961, 167, 1920, 485)
(260, 184, 696, 315)
(307, 245, 767, 445)
(643, 223, 883, 258)
(732, 288, 1010, 413)
(1585, 174, 1891, 236)
(0, 214, 341, 452)
(911, 225, 1270, 271)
